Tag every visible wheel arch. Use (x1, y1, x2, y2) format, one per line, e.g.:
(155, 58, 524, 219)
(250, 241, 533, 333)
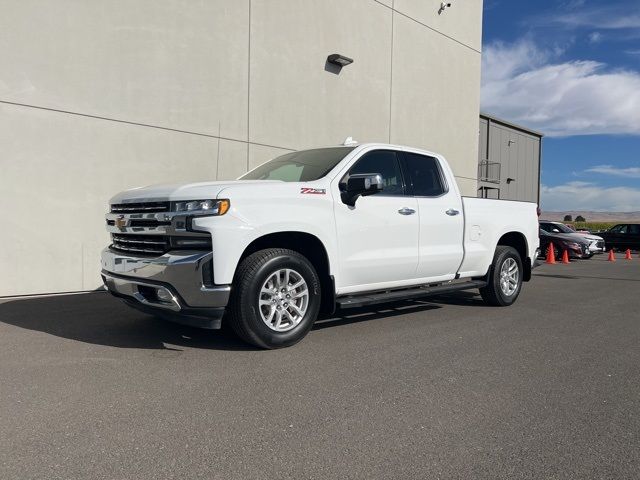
(237, 231, 335, 315)
(496, 231, 531, 281)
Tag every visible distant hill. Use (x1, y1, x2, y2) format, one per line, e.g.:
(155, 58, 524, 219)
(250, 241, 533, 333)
(542, 211, 640, 222)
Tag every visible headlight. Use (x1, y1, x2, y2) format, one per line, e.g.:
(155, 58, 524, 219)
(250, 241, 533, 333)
(173, 199, 230, 216)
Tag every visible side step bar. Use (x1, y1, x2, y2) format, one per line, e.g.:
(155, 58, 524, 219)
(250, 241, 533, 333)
(336, 280, 487, 309)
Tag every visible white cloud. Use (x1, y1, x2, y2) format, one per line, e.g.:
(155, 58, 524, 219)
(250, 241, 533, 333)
(586, 165, 640, 177)
(588, 31, 602, 44)
(541, 7, 640, 30)
(563, 0, 586, 9)
(481, 39, 640, 136)
(541, 181, 640, 212)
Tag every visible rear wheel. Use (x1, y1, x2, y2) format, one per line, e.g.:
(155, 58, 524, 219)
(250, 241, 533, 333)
(227, 248, 321, 349)
(480, 246, 523, 306)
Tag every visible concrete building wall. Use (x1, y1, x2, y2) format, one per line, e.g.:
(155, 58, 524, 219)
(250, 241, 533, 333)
(0, 0, 483, 296)
(478, 114, 542, 203)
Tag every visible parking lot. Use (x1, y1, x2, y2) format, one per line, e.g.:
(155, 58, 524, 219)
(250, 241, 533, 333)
(1, 255, 639, 479)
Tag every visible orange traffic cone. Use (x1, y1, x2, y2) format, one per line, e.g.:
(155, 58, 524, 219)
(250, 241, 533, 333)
(625, 249, 632, 260)
(545, 242, 556, 264)
(607, 249, 616, 262)
(561, 250, 570, 264)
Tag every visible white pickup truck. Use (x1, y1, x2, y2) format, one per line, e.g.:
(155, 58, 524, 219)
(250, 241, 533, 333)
(102, 142, 539, 348)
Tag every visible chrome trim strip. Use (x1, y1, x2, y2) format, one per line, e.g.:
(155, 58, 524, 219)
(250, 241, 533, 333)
(105, 211, 210, 236)
(112, 237, 166, 245)
(112, 205, 168, 212)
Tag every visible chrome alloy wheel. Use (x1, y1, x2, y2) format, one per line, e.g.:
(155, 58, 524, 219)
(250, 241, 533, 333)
(258, 268, 309, 332)
(499, 257, 519, 296)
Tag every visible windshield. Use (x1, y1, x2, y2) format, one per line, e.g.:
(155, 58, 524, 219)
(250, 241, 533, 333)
(541, 222, 574, 234)
(240, 147, 355, 182)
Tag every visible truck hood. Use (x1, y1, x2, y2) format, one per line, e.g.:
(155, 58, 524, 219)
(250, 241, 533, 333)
(110, 180, 283, 204)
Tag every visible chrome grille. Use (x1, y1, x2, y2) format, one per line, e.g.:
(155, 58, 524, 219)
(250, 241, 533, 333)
(110, 234, 212, 255)
(111, 234, 169, 255)
(110, 201, 170, 213)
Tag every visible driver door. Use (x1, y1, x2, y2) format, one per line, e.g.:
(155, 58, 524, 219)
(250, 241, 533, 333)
(333, 149, 419, 293)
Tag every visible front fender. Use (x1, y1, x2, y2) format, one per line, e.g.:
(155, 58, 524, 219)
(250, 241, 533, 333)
(191, 211, 337, 286)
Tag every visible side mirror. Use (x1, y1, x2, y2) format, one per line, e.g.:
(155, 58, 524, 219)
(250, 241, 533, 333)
(341, 173, 383, 207)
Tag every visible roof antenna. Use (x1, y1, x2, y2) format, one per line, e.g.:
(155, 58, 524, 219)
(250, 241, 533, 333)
(343, 136, 358, 146)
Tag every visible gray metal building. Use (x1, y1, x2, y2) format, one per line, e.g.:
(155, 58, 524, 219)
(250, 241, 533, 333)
(477, 113, 542, 203)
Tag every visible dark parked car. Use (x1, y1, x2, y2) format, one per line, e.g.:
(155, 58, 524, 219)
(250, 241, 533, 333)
(539, 220, 605, 254)
(538, 228, 592, 259)
(595, 224, 640, 252)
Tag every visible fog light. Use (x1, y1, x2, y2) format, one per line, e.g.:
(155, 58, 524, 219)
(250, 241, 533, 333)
(156, 288, 174, 303)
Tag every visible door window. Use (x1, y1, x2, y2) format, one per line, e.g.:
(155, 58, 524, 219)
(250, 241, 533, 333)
(343, 150, 404, 196)
(611, 224, 628, 234)
(403, 153, 446, 197)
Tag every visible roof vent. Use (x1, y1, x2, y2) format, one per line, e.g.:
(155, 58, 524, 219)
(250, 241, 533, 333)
(342, 136, 358, 146)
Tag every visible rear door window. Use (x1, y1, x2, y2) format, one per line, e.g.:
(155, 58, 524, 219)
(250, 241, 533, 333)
(402, 152, 446, 197)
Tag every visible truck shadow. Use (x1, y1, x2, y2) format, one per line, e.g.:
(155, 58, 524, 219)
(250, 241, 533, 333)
(315, 291, 485, 329)
(0, 291, 482, 351)
(316, 301, 441, 330)
(0, 292, 251, 351)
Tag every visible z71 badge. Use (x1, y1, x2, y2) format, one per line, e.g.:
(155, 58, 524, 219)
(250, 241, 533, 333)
(300, 188, 326, 195)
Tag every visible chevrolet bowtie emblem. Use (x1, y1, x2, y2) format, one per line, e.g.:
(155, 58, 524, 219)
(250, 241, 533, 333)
(115, 215, 128, 229)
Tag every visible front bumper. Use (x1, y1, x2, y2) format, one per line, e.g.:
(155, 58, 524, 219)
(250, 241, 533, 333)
(100, 248, 231, 328)
(588, 240, 606, 254)
(567, 244, 590, 258)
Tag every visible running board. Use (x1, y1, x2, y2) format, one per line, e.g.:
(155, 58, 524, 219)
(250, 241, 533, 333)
(336, 280, 487, 309)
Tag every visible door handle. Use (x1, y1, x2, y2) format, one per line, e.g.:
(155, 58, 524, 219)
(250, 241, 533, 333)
(398, 207, 416, 215)
(445, 208, 460, 216)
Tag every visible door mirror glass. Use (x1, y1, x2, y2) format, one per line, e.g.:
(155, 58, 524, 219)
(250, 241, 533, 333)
(342, 173, 383, 206)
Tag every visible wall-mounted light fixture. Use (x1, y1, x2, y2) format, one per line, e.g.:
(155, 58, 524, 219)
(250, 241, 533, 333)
(327, 54, 354, 67)
(438, 2, 452, 14)
(506, 177, 516, 184)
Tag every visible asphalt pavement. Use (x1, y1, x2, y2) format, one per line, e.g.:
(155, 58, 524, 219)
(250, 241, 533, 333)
(1, 255, 639, 479)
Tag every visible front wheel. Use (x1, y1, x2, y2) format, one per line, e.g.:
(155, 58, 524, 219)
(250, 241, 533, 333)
(480, 246, 523, 306)
(226, 248, 321, 349)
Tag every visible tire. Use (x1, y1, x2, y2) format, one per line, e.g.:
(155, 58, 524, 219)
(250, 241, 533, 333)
(226, 248, 321, 349)
(479, 246, 523, 307)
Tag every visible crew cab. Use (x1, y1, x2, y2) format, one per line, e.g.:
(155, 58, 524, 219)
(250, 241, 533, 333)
(101, 142, 540, 348)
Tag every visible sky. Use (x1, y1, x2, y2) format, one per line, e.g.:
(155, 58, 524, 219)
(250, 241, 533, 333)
(481, 0, 640, 212)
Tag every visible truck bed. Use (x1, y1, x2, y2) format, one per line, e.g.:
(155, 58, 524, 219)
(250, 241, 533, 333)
(457, 197, 539, 278)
